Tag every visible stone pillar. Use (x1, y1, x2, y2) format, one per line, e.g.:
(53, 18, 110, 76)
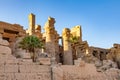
(28, 13, 35, 35)
(44, 17, 56, 57)
(35, 25, 42, 39)
(62, 28, 73, 65)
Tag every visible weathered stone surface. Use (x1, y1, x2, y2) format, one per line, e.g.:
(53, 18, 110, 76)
(35, 25, 42, 39)
(0, 64, 4, 72)
(38, 58, 51, 65)
(18, 59, 33, 65)
(0, 38, 9, 46)
(44, 17, 56, 57)
(22, 52, 31, 59)
(53, 63, 120, 80)
(0, 21, 25, 50)
(0, 73, 5, 80)
(27, 13, 35, 35)
(14, 73, 27, 80)
(70, 25, 82, 42)
(0, 45, 11, 54)
(96, 60, 118, 72)
(5, 73, 15, 80)
(4, 65, 18, 73)
(19, 65, 50, 73)
(107, 44, 120, 68)
(13, 37, 27, 58)
(62, 28, 73, 65)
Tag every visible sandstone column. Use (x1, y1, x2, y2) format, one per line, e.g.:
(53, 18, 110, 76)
(35, 25, 42, 39)
(28, 13, 35, 35)
(44, 17, 56, 57)
(62, 28, 73, 65)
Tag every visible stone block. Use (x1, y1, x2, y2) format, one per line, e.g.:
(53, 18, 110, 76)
(0, 46, 11, 54)
(19, 65, 28, 73)
(5, 73, 15, 80)
(22, 52, 31, 59)
(20, 65, 50, 73)
(36, 73, 51, 80)
(6, 55, 16, 60)
(0, 64, 4, 73)
(5, 59, 18, 65)
(38, 58, 51, 65)
(0, 60, 5, 64)
(14, 73, 28, 80)
(0, 39, 9, 46)
(4, 65, 18, 73)
(0, 73, 5, 80)
(18, 59, 33, 65)
(26, 73, 51, 80)
(26, 73, 37, 80)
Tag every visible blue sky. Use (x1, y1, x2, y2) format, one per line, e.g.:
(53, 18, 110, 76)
(0, 0, 120, 48)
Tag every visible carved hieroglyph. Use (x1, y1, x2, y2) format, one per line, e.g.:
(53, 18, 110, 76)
(62, 28, 73, 65)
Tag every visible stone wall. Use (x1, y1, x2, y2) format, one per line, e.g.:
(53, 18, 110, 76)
(0, 21, 26, 49)
(53, 62, 120, 80)
(0, 59, 51, 80)
(89, 46, 109, 61)
(0, 52, 51, 80)
(0, 34, 51, 80)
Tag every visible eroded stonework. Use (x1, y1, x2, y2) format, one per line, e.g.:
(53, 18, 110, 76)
(0, 21, 25, 49)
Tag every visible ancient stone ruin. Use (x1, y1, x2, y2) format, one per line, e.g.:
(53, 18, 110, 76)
(0, 13, 120, 80)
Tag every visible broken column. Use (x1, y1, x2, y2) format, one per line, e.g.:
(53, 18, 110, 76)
(28, 13, 35, 35)
(62, 28, 73, 65)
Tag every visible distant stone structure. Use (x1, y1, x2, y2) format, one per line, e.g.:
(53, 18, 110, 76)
(107, 43, 120, 68)
(70, 25, 82, 42)
(0, 21, 25, 48)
